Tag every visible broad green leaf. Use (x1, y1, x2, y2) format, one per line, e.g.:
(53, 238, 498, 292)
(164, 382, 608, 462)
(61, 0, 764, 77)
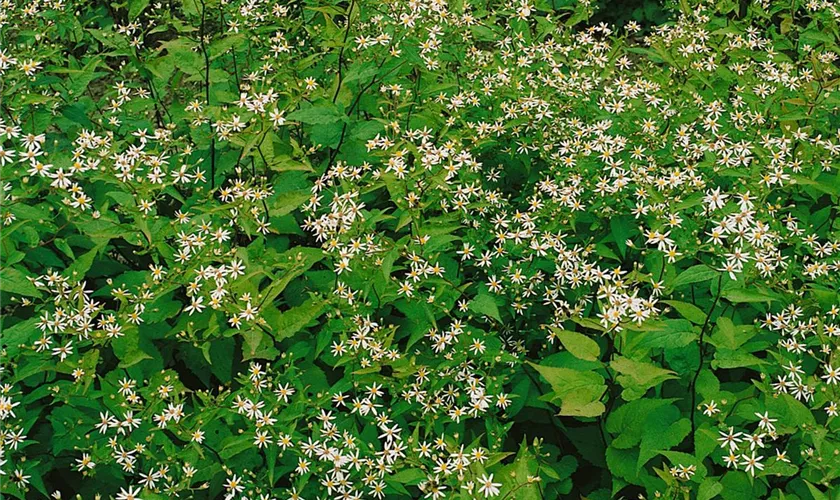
(766, 393, 816, 431)
(65, 243, 107, 278)
(269, 190, 311, 217)
(672, 265, 717, 289)
(111, 329, 154, 368)
(662, 300, 707, 324)
(698, 477, 724, 500)
(804, 481, 830, 500)
(1, 318, 40, 358)
(721, 287, 780, 303)
(712, 349, 767, 369)
(608, 398, 677, 448)
(552, 328, 601, 361)
(469, 290, 502, 322)
(286, 102, 347, 125)
(219, 434, 253, 460)
(496, 440, 543, 500)
(527, 361, 606, 417)
(626, 319, 698, 351)
(260, 247, 324, 306)
(605, 445, 641, 484)
(709, 316, 756, 350)
(611, 356, 678, 401)
(638, 412, 690, 473)
(267, 297, 327, 341)
(128, 0, 150, 19)
(1, 267, 41, 297)
(609, 215, 634, 257)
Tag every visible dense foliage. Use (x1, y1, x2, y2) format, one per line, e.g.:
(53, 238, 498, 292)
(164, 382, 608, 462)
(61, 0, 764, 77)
(2, 0, 840, 498)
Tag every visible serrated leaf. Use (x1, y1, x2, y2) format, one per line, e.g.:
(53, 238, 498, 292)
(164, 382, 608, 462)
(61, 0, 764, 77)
(672, 265, 717, 289)
(611, 356, 678, 401)
(111, 330, 154, 368)
(766, 393, 816, 431)
(271, 190, 312, 218)
(662, 300, 707, 324)
(527, 361, 607, 417)
(129, 0, 150, 19)
(804, 481, 830, 500)
(607, 398, 677, 448)
(553, 328, 600, 361)
(698, 477, 724, 500)
(721, 287, 780, 303)
(469, 290, 502, 322)
(1, 267, 41, 297)
(286, 102, 347, 125)
(712, 349, 767, 369)
(270, 298, 327, 341)
(638, 413, 690, 473)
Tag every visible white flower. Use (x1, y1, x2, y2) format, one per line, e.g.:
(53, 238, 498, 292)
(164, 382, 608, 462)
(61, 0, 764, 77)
(740, 451, 764, 477)
(822, 364, 840, 385)
(115, 486, 142, 500)
(477, 473, 502, 497)
(185, 296, 206, 315)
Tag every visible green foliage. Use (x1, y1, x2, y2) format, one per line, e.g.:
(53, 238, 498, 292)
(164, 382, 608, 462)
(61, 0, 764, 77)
(2, 0, 840, 498)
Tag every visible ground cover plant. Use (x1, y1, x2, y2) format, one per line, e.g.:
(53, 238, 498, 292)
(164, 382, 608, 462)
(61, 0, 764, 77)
(2, 0, 840, 497)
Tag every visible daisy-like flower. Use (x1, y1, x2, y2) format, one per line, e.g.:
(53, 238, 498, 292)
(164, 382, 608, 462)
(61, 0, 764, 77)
(477, 473, 502, 497)
(115, 486, 143, 500)
(740, 451, 764, 477)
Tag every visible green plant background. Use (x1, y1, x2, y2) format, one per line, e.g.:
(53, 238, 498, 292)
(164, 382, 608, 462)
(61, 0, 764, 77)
(1, 0, 839, 498)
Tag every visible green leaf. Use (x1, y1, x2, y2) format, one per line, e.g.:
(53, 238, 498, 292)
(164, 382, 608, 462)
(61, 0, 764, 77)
(608, 398, 678, 448)
(241, 329, 280, 360)
(610, 215, 634, 257)
(760, 458, 798, 478)
(712, 349, 767, 369)
(605, 446, 641, 484)
(672, 265, 717, 289)
(286, 102, 347, 125)
(496, 440, 543, 499)
(611, 356, 678, 400)
(698, 477, 724, 500)
(387, 468, 425, 485)
(469, 290, 502, 322)
(662, 300, 707, 324)
(271, 190, 312, 218)
(721, 287, 780, 303)
(766, 393, 816, 431)
(209, 34, 246, 59)
(800, 30, 835, 44)
(65, 243, 107, 277)
(112, 329, 154, 368)
(804, 481, 830, 500)
(310, 121, 344, 148)
(1, 267, 41, 297)
(267, 155, 315, 172)
(1, 318, 40, 358)
(720, 470, 766, 499)
(709, 316, 756, 350)
(552, 328, 601, 361)
(625, 319, 697, 351)
(129, 0, 150, 19)
(269, 297, 327, 341)
(527, 361, 607, 417)
(558, 391, 607, 417)
(219, 434, 253, 460)
(638, 406, 690, 473)
(260, 248, 324, 306)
